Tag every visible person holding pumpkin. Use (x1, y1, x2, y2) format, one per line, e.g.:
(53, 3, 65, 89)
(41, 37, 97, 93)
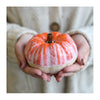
(7, 7, 93, 93)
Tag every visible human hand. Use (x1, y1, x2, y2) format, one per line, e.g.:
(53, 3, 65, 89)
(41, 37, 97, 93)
(54, 34, 90, 82)
(15, 34, 51, 82)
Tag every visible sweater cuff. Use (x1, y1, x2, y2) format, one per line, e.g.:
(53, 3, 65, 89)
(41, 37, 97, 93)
(66, 26, 93, 71)
(7, 23, 38, 63)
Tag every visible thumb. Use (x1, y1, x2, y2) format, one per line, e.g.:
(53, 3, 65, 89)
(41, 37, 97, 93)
(17, 59, 26, 69)
(15, 44, 26, 69)
(19, 57, 26, 69)
(18, 50, 26, 69)
(71, 34, 90, 66)
(77, 44, 90, 65)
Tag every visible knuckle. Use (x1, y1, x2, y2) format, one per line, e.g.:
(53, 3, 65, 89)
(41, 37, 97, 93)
(24, 67, 30, 74)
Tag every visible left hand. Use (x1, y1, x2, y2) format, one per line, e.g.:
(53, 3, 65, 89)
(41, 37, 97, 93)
(54, 34, 90, 82)
(15, 34, 51, 82)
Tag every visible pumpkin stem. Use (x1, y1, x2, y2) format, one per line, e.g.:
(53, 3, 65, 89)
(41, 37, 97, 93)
(47, 33, 53, 43)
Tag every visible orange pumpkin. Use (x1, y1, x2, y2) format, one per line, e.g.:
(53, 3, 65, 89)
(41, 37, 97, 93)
(24, 32, 78, 74)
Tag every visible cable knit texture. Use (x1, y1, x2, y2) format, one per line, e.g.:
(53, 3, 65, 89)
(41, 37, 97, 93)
(7, 7, 93, 93)
(7, 23, 37, 62)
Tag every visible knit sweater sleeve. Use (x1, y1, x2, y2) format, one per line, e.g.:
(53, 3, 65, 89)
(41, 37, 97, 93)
(7, 23, 38, 63)
(66, 26, 93, 71)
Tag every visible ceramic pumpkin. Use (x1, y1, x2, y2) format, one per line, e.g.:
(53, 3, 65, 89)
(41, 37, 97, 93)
(24, 32, 78, 74)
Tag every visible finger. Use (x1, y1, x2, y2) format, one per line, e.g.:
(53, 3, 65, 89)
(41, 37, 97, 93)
(61, 72, 74, 77)
(54, 71, 63, 80)
(54, 71, 63, 82)
(17, 55, 26, 69)
(31, 74, 43, 79)
(63, 63, 84, 73)
(22, 66, 51, 82)
(41, 73, 51, 82)
(56, 76, 63, 82)
(31, 74, 51, 82)
(56, 72, 74, 82)
(17, 59, 25, 69)
(22, 66, 42, 76)
(56, 71, 63, 77)
(15, 44, 26, 69)
(17, 59, 26, 69)
(55, 74, 64, 82)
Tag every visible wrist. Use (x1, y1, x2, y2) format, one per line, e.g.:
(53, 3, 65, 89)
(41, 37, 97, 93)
(17, 33, 33, 42)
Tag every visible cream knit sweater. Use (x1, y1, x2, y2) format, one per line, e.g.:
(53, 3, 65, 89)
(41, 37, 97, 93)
(7, 7, 93, 93)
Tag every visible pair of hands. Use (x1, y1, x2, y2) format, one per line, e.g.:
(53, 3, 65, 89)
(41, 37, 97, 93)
(15, 33, 90, 82)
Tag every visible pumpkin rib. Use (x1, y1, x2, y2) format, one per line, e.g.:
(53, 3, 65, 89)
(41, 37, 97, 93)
(24, 41, 32, 59)
(63, 40, 78, 60)
(36, 46, 42, 66)
(35, 32, 48, 41)
(62, 42, 73, 60)
(34, 47, 42, 65)
(43, 43, 49, 67)
(49, 43, 57, 66)
(29, 46, 38, 64)
(37, 43, 49, 67)
(56, 43, 66, 65)
(32, 46, 39, 64)
(55, 44, 61, 65)
(32, 37, 44, 43)
(56, 34, 77, 54)
(56, 41, 73, 60)
(27, 42, 42, 61)
(26, 36, 45, 61)
(51, 32, 61, 40)
(52, 43, 58, 65)
(32, 43, 49, 67)
(62, 35, 77, 54)
(32, 44, 45, 65)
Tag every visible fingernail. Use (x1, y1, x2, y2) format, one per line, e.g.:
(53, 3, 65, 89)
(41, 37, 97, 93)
(20, 63, 26, 69)
(81, 59, 85, 65)
(47, 77, 51, 82)
(37, 72, 42, 76)
(43, 76, 47, 81)
(21, 65, 24, 69)
(58, 77, 62, 82)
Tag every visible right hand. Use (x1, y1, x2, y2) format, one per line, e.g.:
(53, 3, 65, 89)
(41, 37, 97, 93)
(54, 34, 90, 82)
(15, 34, 51, 82)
